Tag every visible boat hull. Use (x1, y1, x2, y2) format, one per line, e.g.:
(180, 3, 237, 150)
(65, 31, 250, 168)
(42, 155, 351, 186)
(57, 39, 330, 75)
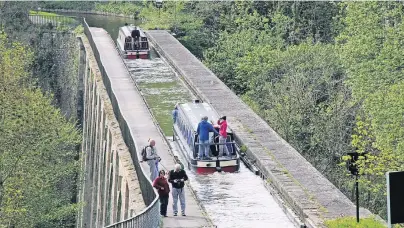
(194, 163, 240, 174)
(122, 51, 149, 59)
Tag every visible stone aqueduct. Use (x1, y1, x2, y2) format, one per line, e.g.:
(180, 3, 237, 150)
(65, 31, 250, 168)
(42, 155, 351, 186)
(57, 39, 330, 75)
(65, 18, 377, 228)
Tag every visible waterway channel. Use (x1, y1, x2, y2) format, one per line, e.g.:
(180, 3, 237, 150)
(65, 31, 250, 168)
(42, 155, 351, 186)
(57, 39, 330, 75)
(73, 13, 297, 228)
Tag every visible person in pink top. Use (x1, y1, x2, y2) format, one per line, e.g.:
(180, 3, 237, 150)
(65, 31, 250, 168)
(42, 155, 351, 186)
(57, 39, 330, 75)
(216, 116, 230, 157)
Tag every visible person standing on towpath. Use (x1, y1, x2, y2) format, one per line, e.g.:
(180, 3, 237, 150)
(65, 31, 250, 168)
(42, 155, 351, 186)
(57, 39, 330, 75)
(196, 116, 218, 160)
(142, 139, 160, 181)
(153, 170, 170, 217)
(168, 164, 188, 216)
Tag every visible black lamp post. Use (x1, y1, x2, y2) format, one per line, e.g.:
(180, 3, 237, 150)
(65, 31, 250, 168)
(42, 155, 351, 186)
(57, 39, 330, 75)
(347, 151, 360, 223)
(346, 151, 367, 223)
(155, 0, 163, 18)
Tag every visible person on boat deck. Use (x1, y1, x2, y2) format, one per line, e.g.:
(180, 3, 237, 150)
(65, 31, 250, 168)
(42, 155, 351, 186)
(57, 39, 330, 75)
(153, 170, 170, 217)
(196, 116, 218, 160)
(172, 104, 178, 124)
(146, 139, 161, 180)
(214, 116, 230, 157)
(168, 164, 188, 216)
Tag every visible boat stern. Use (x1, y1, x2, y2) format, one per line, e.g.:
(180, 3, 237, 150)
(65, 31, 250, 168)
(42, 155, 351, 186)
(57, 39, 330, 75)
(123, 51, 150, 59)
(194, 157, 240, 174)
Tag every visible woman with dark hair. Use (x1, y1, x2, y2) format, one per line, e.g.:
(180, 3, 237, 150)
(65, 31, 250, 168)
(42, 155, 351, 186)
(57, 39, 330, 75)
(217, 116, 230, 157)
(153, 170, 170, 217)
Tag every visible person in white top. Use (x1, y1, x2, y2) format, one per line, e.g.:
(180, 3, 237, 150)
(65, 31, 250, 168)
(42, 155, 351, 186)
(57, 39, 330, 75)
(145, 139, 160, 181)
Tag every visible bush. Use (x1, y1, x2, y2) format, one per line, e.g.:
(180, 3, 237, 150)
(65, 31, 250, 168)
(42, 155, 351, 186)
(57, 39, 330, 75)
(240, 145, 248, 153)
(325, 217, 385, 228)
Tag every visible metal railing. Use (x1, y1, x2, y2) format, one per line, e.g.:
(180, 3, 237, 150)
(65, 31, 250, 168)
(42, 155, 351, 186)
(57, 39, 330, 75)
(194, 142, 236, 146)
(28, 14, 80, 28)
(124, 41, 149, 51)
(82, 18, 160, 228)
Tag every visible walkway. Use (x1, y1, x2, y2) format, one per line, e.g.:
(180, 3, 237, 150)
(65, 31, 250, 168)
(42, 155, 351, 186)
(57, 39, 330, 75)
(90, 27, 212, 228)
(146, 30, 373, 227)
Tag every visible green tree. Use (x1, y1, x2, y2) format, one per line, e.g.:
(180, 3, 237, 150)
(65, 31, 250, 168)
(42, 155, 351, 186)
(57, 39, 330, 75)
(203, 7, 287, 95)
(338, 1, 404, 216)
(239, 43, 353, 178)
(0, 30, 81, 227)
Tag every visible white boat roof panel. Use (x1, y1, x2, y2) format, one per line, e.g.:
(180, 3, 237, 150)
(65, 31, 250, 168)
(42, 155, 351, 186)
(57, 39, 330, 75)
(120, 26, 146, 37)
(179, 102, 228, 132)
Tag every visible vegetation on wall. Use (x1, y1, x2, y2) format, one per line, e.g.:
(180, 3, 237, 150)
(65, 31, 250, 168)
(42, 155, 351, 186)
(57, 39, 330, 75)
(0, 29, 81, 228)
(325, 217, 385, 228)
(31, 28, 81, 120)
(0, 2, 82, 227)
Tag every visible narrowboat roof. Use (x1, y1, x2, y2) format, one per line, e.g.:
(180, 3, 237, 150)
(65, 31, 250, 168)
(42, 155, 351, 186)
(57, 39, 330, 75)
(119, 25, 146, 37)
(179, 102, 230, 132)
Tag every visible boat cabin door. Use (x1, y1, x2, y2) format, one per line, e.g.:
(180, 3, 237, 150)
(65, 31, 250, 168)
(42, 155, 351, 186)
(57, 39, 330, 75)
(131, 29, 140, 50)
(193, 134, 199, 159)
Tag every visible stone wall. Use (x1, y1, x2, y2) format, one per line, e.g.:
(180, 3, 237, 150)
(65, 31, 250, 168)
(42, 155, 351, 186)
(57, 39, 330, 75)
(76, 35, 145, 228)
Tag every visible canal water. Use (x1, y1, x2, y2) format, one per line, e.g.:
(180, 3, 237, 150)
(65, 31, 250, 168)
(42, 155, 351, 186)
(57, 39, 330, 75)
(72, 13, 296, 228)
(168, 138, 296, 228)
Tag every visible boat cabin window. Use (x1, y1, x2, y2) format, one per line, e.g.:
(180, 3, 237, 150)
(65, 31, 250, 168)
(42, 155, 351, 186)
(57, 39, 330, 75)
(125, 36, 131, 43)
(177, 113, 196, 156)
(124, 36, 132, 50)
(121, 28, 148, 51)
(141, 37, 148, 49)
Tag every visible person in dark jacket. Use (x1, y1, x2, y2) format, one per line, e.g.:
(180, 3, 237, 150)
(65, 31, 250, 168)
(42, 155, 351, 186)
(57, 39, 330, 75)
(153, 170, 170, 217)
(196, 116, 218, 160)
(168, 164, 188, 216)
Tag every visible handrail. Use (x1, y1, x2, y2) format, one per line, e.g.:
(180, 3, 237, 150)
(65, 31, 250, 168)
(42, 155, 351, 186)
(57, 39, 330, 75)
(194, 142, 236, 146)
(81, 17, 160, 228)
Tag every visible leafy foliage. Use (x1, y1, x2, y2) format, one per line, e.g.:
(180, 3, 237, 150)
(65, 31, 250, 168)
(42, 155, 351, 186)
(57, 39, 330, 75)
(338, 2, 404, 214)
(38, 1, 96, 11)
(325, 216, 385, 228)
(31, 29, 80, 120)
(95, 1, 143, 16)
(0, 4, 82, 227)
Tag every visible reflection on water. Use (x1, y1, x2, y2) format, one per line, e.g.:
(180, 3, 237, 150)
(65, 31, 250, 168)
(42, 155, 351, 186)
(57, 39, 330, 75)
(59, 12, 140, 40)
(125, 57, 193, 135)
(169, 139, 296, 228)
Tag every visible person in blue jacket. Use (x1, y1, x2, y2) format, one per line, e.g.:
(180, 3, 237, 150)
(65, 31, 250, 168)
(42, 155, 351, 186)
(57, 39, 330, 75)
(172, 104, 178, 124)
(196, 116, 218, 160)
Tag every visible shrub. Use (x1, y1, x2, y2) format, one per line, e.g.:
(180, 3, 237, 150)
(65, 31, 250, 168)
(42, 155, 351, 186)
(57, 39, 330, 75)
(240, 145, 248, 153)
(325, 217, 385, 228)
